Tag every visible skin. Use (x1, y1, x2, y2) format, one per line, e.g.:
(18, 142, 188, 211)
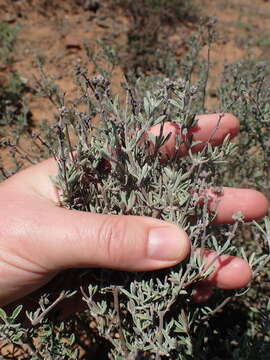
(0, 113, 268, 311)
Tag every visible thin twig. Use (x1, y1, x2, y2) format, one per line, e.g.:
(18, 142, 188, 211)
(112, 286, 129, 357)
(30, 291, 67, 326)
(201, 296, 233, 322)
(156, 310, 165, 360)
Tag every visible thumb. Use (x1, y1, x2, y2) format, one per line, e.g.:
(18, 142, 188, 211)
(34, 201, 191, 272)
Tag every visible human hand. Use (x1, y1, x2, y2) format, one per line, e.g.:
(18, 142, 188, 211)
(0, 113, 268, 308)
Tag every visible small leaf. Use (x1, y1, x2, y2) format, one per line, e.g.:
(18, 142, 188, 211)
(0, 308, 7, 322)
(164, 167, 173, 179)
(11, 305, 23, 320)
(68, 333, 75, 345)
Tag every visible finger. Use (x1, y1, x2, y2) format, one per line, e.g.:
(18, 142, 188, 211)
(7, 193, 190, 272)
(147, 113, 239, 157)
(208, 187, 269, 224)
(191, 248, 252, 303)
(196, 249, 252, 290)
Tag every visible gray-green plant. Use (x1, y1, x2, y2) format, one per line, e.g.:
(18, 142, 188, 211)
(0, 22, 18, 68)
(6, 67, 266, 359)
(0, 23, 270, 359)
(110, 0, 199, 76)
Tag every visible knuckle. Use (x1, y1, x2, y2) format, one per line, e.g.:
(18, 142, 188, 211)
(98, 216, 128, 265)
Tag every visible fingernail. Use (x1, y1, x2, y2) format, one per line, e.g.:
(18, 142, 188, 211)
(148, 227, 187, 261)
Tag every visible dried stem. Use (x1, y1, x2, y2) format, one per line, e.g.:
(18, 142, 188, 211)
(29, 291, 68, 326)
(112, 286, 129, 357)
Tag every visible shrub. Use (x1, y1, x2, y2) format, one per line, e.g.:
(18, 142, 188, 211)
(110, 0, 199, 76)
(0, 26, 270, 359)
(0, 22, 18, 68)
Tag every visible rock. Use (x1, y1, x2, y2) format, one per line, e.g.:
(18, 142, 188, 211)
(4, 14, 16, 23)
(65, 35, 82, 50)
(75, 0, 100, 12)
(84, 0, 100, 12)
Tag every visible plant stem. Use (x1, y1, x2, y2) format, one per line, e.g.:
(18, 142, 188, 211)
(112, 286, 129, 357)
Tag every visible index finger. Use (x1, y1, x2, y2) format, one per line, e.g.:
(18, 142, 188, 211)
(147, 113, 239, 157)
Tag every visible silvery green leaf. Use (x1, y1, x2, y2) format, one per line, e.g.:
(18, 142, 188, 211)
(68, 333, 75, 345)
(164, 167, 173, 179)
(121, 288, 138, 301)
(11, 305, 23, 321)
(169, 99, 182, 109)
(143, 97, 150, 117)
(0, 308, 7, 322)
(127, 192, 136, 210)
(154, 114, 166, 125)
(147, 130, 157, 145)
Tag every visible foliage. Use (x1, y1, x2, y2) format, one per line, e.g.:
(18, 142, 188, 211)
(51, 71, 240, 359)
(0, 22, 18, 67)
(0, 22, 30, 136)
(0, 6, 270, 359)
(113, 0, 198, 23)
(0, 73, 30, 132)
(218, 59, 270, 196)
(110, 0, 199, 76)
(1, 52, 267, 358)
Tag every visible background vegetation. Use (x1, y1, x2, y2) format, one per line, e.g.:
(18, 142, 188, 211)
(0, 0, 270, 358)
